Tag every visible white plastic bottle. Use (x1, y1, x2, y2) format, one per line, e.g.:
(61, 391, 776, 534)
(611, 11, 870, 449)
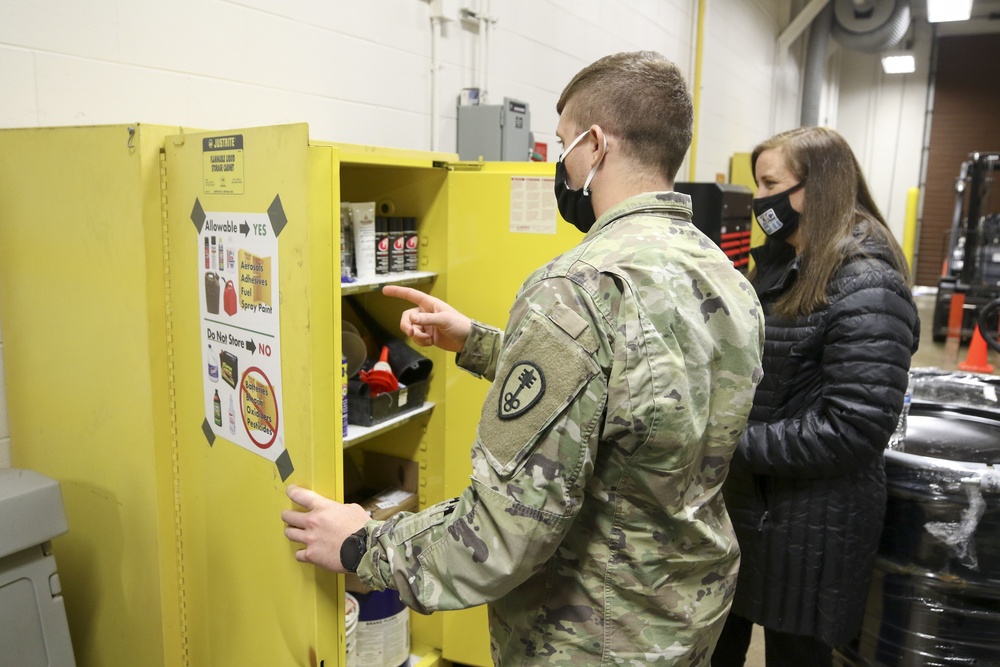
(228, 394, 236, 435)
(208, 344, 219, 382)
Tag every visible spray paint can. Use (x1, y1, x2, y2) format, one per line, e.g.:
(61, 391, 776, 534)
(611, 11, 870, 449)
(389, 218, 405, 273)
(375, 217, 390, 275)
(404, 218, 418, 272)
(204, 236, 210, 269)
(211, 236, 217, 270)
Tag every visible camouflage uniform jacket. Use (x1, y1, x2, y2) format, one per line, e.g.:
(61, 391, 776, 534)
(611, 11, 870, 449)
(357, 192, 765, 665)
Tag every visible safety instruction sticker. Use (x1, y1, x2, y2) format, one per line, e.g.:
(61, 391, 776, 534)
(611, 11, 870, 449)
(194, 195, 290, 478)
(510, 176, 556, 234)
(203, 134, 245, 195)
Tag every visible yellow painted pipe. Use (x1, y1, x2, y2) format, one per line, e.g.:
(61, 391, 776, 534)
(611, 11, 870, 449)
(903, 186, 919, 273)
(688, 0, 706, 182)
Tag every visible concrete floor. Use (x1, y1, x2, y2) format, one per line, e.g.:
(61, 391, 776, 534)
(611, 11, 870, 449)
(741, 288, 998, 666)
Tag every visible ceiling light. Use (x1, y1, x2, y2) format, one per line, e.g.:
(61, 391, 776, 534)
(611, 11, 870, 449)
(927, 0, 973, 23)
(882, 53, 916, 74)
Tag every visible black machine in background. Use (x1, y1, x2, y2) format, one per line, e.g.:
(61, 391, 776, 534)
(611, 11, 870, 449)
(674, 182, 753, 274)
(932, 152, 1000, 342)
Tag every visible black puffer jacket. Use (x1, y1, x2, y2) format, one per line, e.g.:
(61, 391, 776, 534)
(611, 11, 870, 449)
(725, 232, 920, 647)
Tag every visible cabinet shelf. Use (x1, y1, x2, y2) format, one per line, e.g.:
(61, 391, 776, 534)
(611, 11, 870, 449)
(344, 402, 435, 448)
(408, 643, 444, 666)
(341, 271, 437, 295)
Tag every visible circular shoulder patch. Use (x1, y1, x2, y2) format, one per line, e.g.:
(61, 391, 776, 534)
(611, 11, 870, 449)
(498, 361, 546, 420)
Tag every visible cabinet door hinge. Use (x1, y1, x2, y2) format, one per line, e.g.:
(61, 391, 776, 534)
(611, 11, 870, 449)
(436, 159, 486, 171)
(159, 146, 192, 667)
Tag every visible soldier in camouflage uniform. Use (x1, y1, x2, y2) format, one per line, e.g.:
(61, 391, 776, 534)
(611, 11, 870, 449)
(283, 51, 764, 665)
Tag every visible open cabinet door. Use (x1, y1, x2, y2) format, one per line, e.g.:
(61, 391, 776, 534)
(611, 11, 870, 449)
(163, 123, 342, 666)
(440, 161, 580, 666)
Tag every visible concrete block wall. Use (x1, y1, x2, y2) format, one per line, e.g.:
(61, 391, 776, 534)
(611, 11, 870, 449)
(0, 0, 791, 170)
(695, 0, 794, 181)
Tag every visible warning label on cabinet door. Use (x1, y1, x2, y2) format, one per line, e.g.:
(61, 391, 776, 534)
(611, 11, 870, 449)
(203, 134, 245, 195)
(196, 198, 287, 472)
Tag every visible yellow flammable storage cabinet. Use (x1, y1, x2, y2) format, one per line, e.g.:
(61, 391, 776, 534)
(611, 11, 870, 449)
(0, 122, 580, 667)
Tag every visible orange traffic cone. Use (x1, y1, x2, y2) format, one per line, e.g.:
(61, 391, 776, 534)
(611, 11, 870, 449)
(958, 325, 995, 374)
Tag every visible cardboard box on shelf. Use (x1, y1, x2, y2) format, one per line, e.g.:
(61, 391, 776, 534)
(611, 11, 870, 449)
(344, 451, 418, 513)
(344, 451, 420, 593)
(359, 487, 418, 521)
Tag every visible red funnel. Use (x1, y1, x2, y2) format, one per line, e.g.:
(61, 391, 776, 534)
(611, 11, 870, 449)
(360, 346, 399, 396)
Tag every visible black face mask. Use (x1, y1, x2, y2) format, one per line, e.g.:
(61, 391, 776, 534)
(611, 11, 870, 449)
(752, 181, 806, 242)
(554, 130, 606, 234)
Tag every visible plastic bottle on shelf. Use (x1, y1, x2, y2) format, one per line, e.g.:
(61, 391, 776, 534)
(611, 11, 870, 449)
(340, 203, 355, 280)
(342, 355, 349, 437)
(888, 372, 913, 451)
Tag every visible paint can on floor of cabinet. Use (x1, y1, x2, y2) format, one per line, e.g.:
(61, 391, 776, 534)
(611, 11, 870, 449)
(352, 588, 409, 667)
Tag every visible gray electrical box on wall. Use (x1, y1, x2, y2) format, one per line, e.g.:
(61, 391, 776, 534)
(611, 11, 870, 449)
(457, 97, 531, 161)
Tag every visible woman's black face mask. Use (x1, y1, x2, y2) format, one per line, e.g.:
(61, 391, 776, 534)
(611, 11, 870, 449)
(554, 130, 606, 234)
(752, 180, 806, 242)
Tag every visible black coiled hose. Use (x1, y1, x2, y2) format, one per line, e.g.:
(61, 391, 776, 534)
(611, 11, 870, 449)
(978, 297, 1000, 354)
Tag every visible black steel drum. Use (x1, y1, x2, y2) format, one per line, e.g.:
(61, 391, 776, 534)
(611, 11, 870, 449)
(838, 369, 1000, 667)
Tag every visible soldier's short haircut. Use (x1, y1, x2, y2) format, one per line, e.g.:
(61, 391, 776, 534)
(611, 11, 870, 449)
(557, 51, 693, 183)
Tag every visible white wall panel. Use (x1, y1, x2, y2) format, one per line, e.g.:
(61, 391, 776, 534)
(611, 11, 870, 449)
(334, 37, 429, 112)
(837, 34, 930, 242)
(0, 0, 119, 61)
(32, 54, 188, 127)
(600, 3, 657, 45)
(237, 12, 343, 97)
(0, 47, 39, 126)
(694, 0, 794, 181)
(114, 0, 246, 82)
(503, 0, 561, 52)
(549, 0, 603, 19)
(231, 0, 430, 50)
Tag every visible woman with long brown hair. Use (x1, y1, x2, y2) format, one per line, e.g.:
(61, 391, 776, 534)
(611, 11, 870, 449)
(711, 127, 920, 666)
